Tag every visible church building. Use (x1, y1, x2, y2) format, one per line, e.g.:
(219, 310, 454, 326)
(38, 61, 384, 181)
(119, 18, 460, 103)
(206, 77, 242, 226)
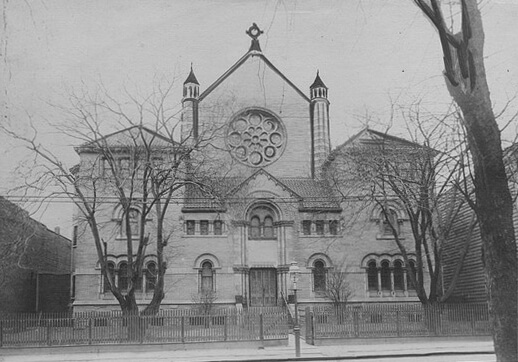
(72, 24, 422, 312)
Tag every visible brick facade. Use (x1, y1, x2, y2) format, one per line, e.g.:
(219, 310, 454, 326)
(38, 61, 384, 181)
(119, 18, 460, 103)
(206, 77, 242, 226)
(72, 28, 425, 312)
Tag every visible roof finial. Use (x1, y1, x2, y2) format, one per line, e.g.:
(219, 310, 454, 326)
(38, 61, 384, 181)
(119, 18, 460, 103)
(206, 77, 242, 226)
(246, 23, 263, 52)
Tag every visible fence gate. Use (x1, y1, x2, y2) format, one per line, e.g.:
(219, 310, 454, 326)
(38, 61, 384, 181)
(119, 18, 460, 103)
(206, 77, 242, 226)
(249, 268, 277, 306)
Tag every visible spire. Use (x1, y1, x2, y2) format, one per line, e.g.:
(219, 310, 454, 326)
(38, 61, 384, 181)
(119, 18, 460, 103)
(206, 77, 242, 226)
(310, 71, 328, 100)
(183, 64, 200, 101)
(310, 70, 327, 89)
(246, 23, 263, 52)
(184, 64, 199, 85)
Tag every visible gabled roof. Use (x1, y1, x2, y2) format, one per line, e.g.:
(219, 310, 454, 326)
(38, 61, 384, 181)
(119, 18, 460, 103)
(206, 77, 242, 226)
(182, 169, 341, 212)
(227, 168, 302, 199)
(198, 50, 310, 103)
(334, 127, 427, 151)
(75, 125, 178, 153)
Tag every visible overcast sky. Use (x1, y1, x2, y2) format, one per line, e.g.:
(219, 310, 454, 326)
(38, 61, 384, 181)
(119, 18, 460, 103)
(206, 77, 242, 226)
(1, 0, 517, 235)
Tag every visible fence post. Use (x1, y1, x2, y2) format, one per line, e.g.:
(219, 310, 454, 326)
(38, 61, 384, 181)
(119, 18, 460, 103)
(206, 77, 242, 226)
(181, 316, 185, 343)
(305, 308, 314, 345)
(88, 318, 92, 345)
(396, 310, 400, 337)
(224, 316, 228, 342)
(259, 313, 264, 345)
(0, 320, 3, 347)
(139, 316, 144, 344)
(46, 322, 52, 346)
(470, 308, 476, 335)
(353, 310, 360, 337)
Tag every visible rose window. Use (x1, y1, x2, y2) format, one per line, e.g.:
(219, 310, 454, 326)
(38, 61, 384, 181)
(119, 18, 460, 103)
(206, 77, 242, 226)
(226, 109, 286, 167)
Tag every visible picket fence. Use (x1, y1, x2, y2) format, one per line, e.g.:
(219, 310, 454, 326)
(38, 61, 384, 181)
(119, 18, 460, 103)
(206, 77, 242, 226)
(303, 303, 491, 344)
(0, 307, 288, 347)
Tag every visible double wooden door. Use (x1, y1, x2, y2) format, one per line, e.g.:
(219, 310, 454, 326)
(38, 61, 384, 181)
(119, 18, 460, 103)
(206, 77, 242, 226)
(249, 268, 277, 306)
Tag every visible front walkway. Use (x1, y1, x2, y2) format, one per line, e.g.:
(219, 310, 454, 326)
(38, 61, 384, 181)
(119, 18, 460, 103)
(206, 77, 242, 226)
(1, 335, 495, 361)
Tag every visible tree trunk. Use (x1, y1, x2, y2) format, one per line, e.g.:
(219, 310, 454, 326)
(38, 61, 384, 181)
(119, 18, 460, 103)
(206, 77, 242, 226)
(445, 2, 517, 360)
(122, 294, 142, 342)
(458, 96, 517, 361)
(414, 1, 517, 359)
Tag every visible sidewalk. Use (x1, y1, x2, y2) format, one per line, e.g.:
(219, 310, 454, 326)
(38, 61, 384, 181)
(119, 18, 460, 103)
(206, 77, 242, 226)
(0, 335, 495, 362)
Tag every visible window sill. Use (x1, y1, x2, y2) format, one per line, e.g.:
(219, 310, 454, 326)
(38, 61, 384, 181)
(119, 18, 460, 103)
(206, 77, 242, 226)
(376, 234, 404, 240)
(182, 235, 227, 238)
(115, 236, 141, 241)
(101, 292, 156, 300)
(300, 234, 341, 238)
(314, 291, 327, 298)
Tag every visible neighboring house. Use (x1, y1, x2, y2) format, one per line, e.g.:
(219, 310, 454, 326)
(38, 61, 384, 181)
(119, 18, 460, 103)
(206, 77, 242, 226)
(72, 24, 426, 312)
(441, 146, 518, 303)
(0, 196, 72, 313)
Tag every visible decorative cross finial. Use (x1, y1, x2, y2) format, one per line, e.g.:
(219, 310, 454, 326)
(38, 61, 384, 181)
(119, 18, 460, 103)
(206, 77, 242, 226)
(246, 23, 263, 40)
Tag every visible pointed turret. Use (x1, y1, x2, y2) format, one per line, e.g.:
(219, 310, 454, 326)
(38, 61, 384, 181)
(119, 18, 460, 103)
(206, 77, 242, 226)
(183, 65, 200, 101)
(310, 71, 328, 100)
(309, 71, 331, 178)
(181, 65, 200, 143)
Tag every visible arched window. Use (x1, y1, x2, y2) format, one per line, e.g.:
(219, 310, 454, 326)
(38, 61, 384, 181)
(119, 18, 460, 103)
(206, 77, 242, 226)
(380, 260, 391, 291)
(367, 260, 378, 292)
(393, 260, 404, 291)
(382, 210, 399, 236)
(313, 260, 327, 293)
(250, 216, 261, 238)
(146, 262, 157, 292)
(407, 260, 417, 291)
(201, 261, 214, 293)
(122, 208, 140, 238)
(104, 261, 116, 293)
(118, 262, 128, 292)
(264, 216, 274, 238)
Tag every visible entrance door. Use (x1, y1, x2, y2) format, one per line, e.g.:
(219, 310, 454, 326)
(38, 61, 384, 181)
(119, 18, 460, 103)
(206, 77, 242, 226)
(249, 268, 277, 306)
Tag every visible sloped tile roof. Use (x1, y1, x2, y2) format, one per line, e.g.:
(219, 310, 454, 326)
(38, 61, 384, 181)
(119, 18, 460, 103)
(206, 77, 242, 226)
(75, 125, 177, 153)
(182, 172, 341, 212)
(282, 178, 341, 211)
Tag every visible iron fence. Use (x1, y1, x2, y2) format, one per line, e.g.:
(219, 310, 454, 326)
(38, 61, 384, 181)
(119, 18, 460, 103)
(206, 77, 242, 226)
(0, 308, 288, 347)
(305, 303, 491, 343)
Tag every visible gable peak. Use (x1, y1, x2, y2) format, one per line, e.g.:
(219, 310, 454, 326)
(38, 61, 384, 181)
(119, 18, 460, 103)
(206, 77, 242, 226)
(246, 23, 263, 53)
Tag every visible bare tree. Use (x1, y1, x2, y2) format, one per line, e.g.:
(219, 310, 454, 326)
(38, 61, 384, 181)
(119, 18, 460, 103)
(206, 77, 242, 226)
(324, 263, 353, 308)
(1, 81, 221, 327)
(327, 104, 472, 307)
(413, 1, 517, 359)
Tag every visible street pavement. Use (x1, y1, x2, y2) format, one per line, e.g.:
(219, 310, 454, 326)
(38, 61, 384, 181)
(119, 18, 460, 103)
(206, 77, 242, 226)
(0, 335, 495, 362)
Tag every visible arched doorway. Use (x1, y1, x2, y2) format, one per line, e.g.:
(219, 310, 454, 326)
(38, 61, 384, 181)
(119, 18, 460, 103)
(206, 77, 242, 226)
(246, 202, 279, 306)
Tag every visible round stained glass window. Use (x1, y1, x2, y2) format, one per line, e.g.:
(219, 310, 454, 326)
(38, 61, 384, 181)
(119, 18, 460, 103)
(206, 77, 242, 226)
(225, 108, 287, 167)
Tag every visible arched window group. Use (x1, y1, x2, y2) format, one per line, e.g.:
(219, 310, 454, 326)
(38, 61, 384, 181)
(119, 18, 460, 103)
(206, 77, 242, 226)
(365, 257, 416, 297)
(248, 205, 276, 239)
(103, 260, 157, 294)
